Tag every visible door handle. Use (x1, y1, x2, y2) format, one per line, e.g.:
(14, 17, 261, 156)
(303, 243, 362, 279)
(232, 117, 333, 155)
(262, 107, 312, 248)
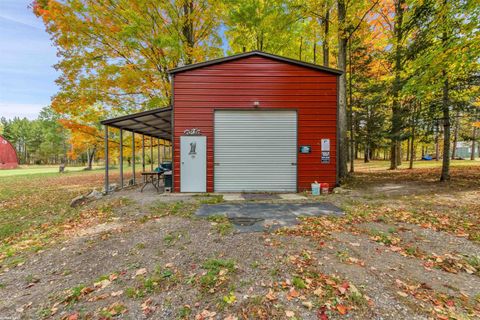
(291, 162, 297, 165)
(214, 163, 220, 166)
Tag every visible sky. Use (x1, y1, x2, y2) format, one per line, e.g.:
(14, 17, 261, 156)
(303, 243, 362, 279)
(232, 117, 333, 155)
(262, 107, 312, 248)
(0, 0, 58, 120)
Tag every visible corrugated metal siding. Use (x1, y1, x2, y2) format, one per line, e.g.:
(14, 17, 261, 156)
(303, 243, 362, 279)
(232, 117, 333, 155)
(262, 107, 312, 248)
(214, 110, 297, 192)
(173, 55, 338, 192)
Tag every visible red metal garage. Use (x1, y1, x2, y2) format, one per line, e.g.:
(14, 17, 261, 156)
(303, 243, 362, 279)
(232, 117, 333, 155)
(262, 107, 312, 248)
(169, 51, 341, 193)
(0, 135, 19, 169)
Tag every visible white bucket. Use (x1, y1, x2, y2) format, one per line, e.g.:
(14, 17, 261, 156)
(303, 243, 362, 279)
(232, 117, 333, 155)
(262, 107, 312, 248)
(311, 183, 320, 196)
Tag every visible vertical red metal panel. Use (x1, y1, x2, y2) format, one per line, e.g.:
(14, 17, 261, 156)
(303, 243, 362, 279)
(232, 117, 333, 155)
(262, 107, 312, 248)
(173, 55, 338, 192)
(0, 135, 19, 169)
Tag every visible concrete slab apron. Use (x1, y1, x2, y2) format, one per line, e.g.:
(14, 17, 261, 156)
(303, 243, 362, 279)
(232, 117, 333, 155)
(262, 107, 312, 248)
(195, 203, 344, 233)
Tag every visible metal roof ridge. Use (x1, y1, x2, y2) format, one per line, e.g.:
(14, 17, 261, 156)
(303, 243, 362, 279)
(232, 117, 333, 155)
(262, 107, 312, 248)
(167, 51, 343, 75)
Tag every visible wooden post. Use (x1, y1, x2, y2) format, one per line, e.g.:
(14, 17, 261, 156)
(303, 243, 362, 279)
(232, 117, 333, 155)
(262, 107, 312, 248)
(104, 125, 109, 194)
(132, 132, 136, 185)
(119, 129, 123, 188)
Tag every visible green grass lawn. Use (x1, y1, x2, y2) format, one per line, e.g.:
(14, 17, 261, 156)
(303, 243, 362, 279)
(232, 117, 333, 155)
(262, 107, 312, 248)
(354, 159, 480, 170)
(0, 169, 117, 265)
(0, 165, 103, 177)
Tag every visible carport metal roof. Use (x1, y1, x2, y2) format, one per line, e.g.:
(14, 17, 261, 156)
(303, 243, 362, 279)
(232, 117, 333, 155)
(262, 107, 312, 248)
(101, 107, 172, 141)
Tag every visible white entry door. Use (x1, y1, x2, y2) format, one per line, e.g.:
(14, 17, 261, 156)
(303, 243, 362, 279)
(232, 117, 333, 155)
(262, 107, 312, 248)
(214, 110, 297, 192)
(180, 136, 206, 192)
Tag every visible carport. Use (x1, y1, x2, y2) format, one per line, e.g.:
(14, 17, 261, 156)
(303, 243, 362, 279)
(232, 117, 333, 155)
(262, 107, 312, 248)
(100, 107, 172, 193)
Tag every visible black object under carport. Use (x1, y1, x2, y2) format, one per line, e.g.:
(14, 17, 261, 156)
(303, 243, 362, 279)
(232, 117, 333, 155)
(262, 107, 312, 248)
(195, 202, 344, 233)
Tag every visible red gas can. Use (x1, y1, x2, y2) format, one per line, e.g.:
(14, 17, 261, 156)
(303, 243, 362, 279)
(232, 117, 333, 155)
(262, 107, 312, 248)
(320, 183, 329, 194)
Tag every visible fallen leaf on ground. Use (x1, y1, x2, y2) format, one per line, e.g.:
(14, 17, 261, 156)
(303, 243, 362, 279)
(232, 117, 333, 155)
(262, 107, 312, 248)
(265, 289, 277, 301)
(286, 288, 300, 300)
(61, 313, 79, 320)
(80, 287, 94, 295)
(336, 304, 348, 315)
(285, 310, 295, 317)
(196, 309, 217, 319)
(94, 279, 111, 289)
(314, 287, 324, 296)
(141, 298, 156, 315)
(317, 307, 329, 320)
(134, 268, 147, 277)
(111, 290, 123, 297)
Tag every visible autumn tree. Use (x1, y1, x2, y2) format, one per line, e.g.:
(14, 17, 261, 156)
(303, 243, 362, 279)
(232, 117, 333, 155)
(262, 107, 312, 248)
(33, 0, 223, 162)
(224, 0, 304, 54)
(405, 0, 480, 179)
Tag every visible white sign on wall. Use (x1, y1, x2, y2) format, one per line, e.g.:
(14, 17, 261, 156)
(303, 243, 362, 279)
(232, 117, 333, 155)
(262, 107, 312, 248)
(321, 138, 330, 151)
(321, 138, 330, 164)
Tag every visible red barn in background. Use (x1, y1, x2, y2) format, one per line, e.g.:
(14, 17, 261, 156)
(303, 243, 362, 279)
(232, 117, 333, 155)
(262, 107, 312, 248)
(0, 135, 19, 169)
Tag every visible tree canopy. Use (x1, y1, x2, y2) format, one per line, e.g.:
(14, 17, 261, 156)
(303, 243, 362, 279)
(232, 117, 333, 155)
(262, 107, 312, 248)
(29, 0, 480, 178)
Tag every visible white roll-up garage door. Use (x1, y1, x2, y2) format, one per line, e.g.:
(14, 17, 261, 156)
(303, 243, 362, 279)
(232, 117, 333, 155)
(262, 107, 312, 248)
(214, 110, 297, 192)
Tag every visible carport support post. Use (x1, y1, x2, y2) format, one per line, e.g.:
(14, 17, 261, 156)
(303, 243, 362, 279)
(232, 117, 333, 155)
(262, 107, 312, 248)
(150, 136, 153, 171)
(132, 132, 136, 185)
(141, 134, 145, 184)
(157, 138, 161, 166)
(119, 129, 123, 188)
(104, 125, 109, 194)
(142, 134, 145, 173)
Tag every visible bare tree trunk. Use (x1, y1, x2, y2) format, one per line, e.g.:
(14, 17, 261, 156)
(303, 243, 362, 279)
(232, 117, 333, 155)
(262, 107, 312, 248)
(182, 1, 195, 64)
(299, 37, 303, 60)
(364, 145, 370, 163)
(348, 38, 354, 173)
(472, 126, 477, 160)
(390, 0, 405, 170)
(337, 0, 348, 180)
(435, 122, 440, 161)
(451, 109, 460, 159)
(406, 137, 410, 161)
(87, 146, 96, 170)
(86, 148, 91, 168)
(409, 116, 416, 169)
(477, 141, 480, 159)
(440, 73, 451, 181)
(323, 5, 330, 67)
(396, 142, 402, 165)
